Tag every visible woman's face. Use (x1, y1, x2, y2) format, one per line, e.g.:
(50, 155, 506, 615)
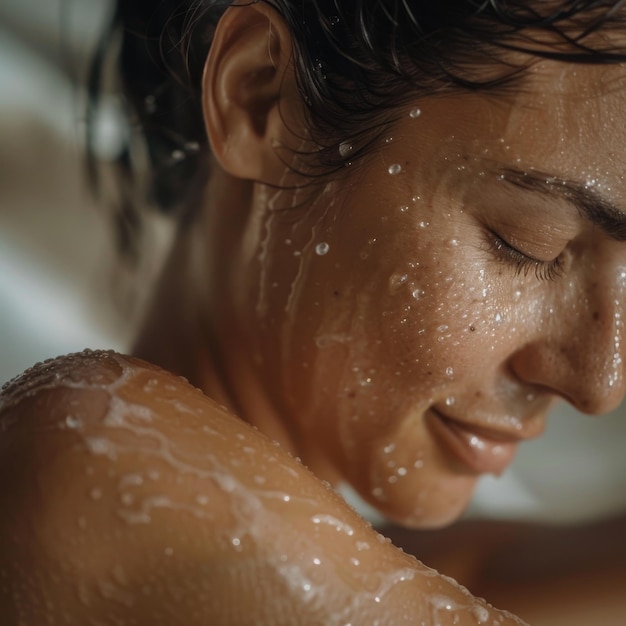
(230, 59, 626, 527)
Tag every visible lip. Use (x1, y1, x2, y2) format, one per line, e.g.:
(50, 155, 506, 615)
(427, 409, 537, 476)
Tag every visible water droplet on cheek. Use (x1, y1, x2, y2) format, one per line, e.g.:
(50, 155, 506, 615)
(388, 163, 402, 176)
(315, 242, 330, 256)
(389, 273, 409, 294)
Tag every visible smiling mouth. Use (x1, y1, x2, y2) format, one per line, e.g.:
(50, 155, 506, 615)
(427, 409, 538, 476)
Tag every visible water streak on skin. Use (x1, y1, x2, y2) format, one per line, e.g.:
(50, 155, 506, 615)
(31, 353, 414, 613)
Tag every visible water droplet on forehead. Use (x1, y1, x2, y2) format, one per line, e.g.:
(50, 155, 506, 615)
(315, 242, 330, 256)
(409, 107, 421, 119)
(412, 288, 425, 300)
(388, 163, 402, 175)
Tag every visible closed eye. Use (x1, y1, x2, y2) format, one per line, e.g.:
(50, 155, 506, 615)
(485, 230, 564, 282)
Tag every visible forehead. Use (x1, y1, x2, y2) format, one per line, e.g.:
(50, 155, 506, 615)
(506, 61, 626, 193)
(408, 60, 626, 202)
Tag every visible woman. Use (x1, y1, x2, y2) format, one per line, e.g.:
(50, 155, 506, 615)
(1, 0, 626, 623)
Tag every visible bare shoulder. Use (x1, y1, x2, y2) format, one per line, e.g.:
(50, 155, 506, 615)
(0, 351, 526, 625)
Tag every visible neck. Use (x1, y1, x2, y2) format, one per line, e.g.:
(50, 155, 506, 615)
(131, 167, 299, 455)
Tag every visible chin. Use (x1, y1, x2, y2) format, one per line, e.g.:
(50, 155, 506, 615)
(337, 473, 475, 530)
(385, 505, 469, 530)
(370, 489, 473, 530)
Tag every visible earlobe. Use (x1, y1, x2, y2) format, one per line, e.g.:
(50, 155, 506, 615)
(202, 3, 299, 183)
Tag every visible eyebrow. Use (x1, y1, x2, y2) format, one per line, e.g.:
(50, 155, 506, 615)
(498, 166, 626, 242)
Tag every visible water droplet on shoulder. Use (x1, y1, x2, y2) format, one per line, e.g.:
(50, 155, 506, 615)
(471, 604, 490, 623)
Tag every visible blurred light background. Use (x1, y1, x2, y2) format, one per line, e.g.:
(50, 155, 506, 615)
(1, 0, 624, 525)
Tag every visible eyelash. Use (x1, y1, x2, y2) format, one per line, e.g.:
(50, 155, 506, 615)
(486, 231, 565, 281)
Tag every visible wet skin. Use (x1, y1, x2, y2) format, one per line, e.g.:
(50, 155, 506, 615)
(201, 60, 626, 528)
(0, 351, 526, 625)
(3, 5, 626, 623)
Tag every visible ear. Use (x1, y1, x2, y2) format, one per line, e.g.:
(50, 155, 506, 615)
(202, 2, 302, 183)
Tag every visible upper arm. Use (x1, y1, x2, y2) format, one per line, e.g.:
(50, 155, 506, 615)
(0, 350, 526, 625)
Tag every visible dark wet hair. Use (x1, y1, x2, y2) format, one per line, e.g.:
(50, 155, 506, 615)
(88, 0, 626, 262)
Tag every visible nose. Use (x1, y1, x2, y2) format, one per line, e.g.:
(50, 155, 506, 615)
(509, 295, 626, 415)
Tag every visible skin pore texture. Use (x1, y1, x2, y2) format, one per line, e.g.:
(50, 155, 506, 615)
(2, 3, 626, 624)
